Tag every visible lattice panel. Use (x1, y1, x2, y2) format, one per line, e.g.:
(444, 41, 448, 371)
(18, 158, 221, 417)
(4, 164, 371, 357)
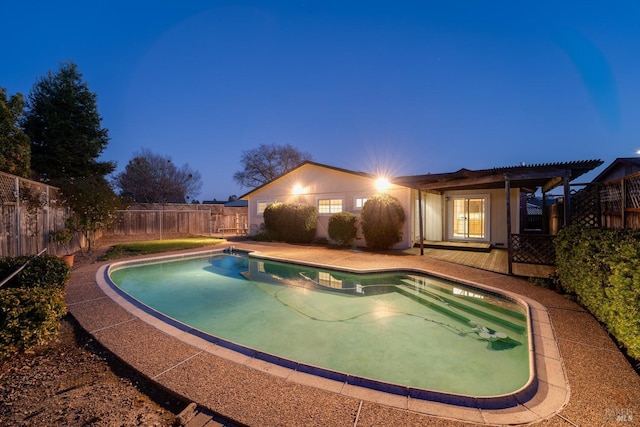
(0, 172, 17, 204)
(626, 175, 640, 209)
(511, 234, 556, 265)
(571, 185, 601, 229)
(600, 182, 622, 212)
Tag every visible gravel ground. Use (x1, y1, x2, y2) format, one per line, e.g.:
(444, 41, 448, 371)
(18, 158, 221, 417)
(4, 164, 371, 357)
(0, 248, 188, 427)
(0, 314, 187, 427)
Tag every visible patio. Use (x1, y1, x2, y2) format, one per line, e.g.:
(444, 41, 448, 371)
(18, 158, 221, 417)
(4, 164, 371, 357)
(408, 245, 557, 278)
(65, 241, 639, 426)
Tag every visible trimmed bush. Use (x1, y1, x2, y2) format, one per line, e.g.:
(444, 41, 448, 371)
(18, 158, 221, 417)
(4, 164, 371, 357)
(263, 202, 317, 243)
(328, 212, 358, 246)
(0, 255, 70, 360)
(360, 193, 405, 250)
(555, 225, 640, 360)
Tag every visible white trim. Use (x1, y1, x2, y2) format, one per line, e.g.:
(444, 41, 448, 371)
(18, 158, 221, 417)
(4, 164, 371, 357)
(257, 200, 276, 216)
(353, 196, 369, 210)
(446, 194, 491, 242)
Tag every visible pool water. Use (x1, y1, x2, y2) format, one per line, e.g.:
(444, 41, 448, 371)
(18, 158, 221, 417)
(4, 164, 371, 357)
(109, 253, 530, 397)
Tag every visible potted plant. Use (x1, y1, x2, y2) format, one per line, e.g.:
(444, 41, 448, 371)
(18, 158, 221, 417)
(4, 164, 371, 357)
(49, 228, 75, 267)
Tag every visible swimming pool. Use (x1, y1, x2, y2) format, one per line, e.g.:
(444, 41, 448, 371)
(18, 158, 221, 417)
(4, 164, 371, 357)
(107, 250, 534, 402)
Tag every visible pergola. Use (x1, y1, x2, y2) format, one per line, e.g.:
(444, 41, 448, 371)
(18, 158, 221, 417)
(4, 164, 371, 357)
(393, 160, 604, 274)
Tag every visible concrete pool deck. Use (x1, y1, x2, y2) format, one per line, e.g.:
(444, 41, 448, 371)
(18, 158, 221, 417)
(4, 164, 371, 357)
(66, 242, 640, 426)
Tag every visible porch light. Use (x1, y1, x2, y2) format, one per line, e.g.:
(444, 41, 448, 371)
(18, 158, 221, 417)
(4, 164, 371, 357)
(292, 184, 305, 195)
(375, 177, 390, 191)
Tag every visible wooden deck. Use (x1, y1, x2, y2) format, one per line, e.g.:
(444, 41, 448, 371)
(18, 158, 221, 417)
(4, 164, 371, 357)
(406, 246, 556, 278)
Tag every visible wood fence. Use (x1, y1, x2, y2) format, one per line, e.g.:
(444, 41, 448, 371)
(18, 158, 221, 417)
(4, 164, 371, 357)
(599, 171, 640, 229)
(0, 170, 249, 257)
(103, 204, 248, 239)
(0, 171, 74, 257)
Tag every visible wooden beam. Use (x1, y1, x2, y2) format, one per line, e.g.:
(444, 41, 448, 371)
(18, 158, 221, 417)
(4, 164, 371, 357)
(417, 169, 572, 192)
(418, 190, 424, 256)
(563, 176, 571, 227)
(418, 174, 505, 190)
(505, 176, 513, 275)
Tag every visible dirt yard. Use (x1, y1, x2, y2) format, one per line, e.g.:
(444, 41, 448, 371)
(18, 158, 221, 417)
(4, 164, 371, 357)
(0, 312, 187, 426)
(0, 247, 190, 427)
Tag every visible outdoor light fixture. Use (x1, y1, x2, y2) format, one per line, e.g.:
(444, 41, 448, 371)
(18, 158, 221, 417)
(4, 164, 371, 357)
(293, 184, 305, 195)
(375, 177, 390, 191)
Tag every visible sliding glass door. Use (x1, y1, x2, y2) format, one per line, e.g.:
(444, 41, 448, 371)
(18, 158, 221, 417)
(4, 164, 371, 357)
(449, 197, 488, 240)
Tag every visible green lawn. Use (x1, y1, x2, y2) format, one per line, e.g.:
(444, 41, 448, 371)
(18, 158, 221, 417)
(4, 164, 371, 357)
(102, 237, 225, 260)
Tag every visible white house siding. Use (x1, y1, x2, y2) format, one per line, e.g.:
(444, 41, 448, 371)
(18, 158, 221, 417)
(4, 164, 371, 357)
(245, 163, 413, 249)
(424, 191, 443, 242)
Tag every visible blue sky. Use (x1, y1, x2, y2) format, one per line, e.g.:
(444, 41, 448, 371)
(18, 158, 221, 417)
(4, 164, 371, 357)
(2, 1, 639, 201)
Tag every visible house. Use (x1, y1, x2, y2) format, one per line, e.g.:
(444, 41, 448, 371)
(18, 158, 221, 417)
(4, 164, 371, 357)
(241, 161, 412, 248)
(241, 160, 603, 271)
(590, 157, 640, 183)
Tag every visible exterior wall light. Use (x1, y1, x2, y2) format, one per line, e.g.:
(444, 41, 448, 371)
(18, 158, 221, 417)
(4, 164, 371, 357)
(293, 184, 305, 195)
(375, 177, 390, 191)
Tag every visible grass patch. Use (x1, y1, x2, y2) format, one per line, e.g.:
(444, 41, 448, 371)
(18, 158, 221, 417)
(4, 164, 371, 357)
(102, 237, 225, 260)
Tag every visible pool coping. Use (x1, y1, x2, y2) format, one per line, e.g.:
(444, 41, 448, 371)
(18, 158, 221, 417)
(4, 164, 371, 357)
(92, 246, 569, 425)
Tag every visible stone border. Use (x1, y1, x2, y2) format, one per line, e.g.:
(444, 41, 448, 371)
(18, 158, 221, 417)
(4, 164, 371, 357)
(92, 246, 570, 425)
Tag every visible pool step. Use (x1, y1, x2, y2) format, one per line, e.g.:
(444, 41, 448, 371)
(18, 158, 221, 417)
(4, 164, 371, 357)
(403, 275, 525, 322)
(397, 280, 526, 334)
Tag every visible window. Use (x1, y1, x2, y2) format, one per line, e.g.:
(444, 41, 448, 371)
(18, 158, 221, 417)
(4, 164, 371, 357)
(318, 272, 343, 289)
(318, 198, 343, 214)
(354, 197, 368, 209)
(257, 201, 274, 215)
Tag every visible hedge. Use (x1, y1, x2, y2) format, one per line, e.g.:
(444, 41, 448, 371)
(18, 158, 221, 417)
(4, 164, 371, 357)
(263, 202, 317, 243)
(555, 225, 640, 360)
(328, 212, 358, 246)
(0, 255, 71, 360)
(361, 193, 406, 250)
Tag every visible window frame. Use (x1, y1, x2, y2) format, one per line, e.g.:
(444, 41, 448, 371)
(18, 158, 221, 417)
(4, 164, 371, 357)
(257, 200, 275, 215)
(317, 198, 344, 215)
(354, 196, 369, 210)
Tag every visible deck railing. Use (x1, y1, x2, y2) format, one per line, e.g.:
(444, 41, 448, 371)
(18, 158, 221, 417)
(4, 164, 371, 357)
(510, 234, 556, 265)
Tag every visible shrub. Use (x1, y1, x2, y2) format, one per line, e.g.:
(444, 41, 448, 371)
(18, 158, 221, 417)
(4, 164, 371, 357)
(0, 287, 67, 360)
(0, 255, 71, 291)
(263, 202, 286, 239)
(0, 255, 70, 360)
(555, 225, 640, 360)
(361, 193, 405, 250)
(263, 202, 317, 243)
(328, 212, 358, 246)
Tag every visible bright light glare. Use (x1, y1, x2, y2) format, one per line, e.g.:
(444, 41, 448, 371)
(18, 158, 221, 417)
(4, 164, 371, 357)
(292, 184, 305, 194)
(373, 300, 394, 319)
(375, 177, 390, 191)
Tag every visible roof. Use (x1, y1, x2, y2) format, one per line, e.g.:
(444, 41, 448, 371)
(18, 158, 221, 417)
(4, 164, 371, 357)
(224, 199, 248, 207)
(240, 161, 375, 199)
(239, 159, 604, 199)
(590, 157, 640, 183)
(392, 160, 604, 193)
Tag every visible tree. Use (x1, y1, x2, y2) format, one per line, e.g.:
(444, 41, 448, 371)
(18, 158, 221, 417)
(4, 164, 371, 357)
(233, 143, 312, 188)
(0, 87, 31, 177)
(63, 175, 123, 251)
(22, 61, 115, 184)
(113, 148, 202, 203)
